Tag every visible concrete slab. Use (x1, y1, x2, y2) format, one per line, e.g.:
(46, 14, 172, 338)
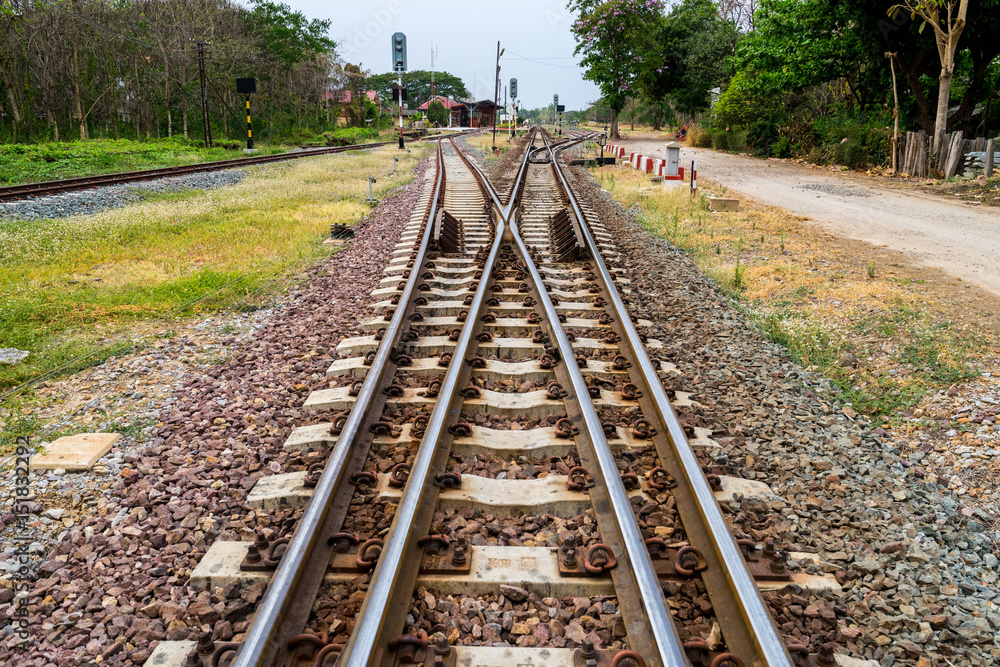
(245, 471, 312, 509)
(283, 422, 341, 451)
(30, 432, 121, 471)
(377, 473, 590, 517)
(420, 546, 614, 598)
(334, 334, 623, 358)
(284, 422, 415, 453)
(714, 475, 779, 503)
(452, 647, 576, 667)
(304, 386, 567, 418)
(406, 299, 603, 317)
(707, 196, 740, 212)
(451, 424, 644, 457)
(146, 641, 197, 667)
(190, 540, 270, 590)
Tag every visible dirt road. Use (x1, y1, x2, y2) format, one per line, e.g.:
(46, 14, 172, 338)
(619, 138, 1000, 297)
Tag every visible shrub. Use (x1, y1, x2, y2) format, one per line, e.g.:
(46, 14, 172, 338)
(687, 125, 712, 147)
(834, 140, 870, 169)
(729, 131, 748, 152)
(710, 130, 728, 150)
(322, 127, 380, 146)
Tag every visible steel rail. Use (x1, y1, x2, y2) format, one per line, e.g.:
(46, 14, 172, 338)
(544, 137, 794, 665)
(0, 141, 394, 202)
(337, 137, 523, 666)
(231, 140, 447, 667)
(506, 165, 690, 667)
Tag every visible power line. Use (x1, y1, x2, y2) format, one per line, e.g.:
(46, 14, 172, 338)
(505, 50, 584, 68)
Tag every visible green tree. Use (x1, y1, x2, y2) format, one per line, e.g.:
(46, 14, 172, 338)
(644, 0, 737, 117)
(248, 0, 335, 69)
(571, 0, 666, 138)
(367, 70, 469, 108)
(426, 100, 448, 126)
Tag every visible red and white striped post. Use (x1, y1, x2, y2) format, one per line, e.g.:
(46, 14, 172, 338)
(690, 160, 697, 197)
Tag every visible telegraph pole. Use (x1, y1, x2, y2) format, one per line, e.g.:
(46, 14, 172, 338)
(195, 41, 212, 147)
(492, 41, 504, 151)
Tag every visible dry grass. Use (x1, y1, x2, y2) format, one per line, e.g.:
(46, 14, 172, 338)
(462, 131, 517, 160)
(592, 163, 999, 422)
(0, 145, 431, 397)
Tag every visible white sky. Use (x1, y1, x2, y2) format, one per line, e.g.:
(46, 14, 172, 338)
(278, 0, 601, 110)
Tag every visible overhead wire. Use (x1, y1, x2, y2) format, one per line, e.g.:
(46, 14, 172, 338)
(504, 50, 584, 68)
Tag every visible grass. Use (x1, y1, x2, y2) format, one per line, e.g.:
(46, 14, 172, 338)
(592, 163, 992, 422)
(462, 132, 514, 160)
(0, 138, 290, 185)
(0, 144, 430, 402)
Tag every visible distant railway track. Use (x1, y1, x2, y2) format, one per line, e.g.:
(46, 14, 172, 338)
(148, 128, 853, 667)
(0, 132, 459, 204)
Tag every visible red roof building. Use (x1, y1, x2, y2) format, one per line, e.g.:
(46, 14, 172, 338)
(417, 96, 497, 128)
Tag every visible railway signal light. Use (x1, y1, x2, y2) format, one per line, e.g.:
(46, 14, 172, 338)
(392, 32, 407, 73)
(510, 78, 517, 100)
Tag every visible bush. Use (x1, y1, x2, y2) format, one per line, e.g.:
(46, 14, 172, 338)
(709, 130, 727, 150)
(834, 140, 870, 169)
(707, 130, 749, 153)
(687, 125, 712, 147)
(322, 127, 380, 146)
(426, 101, 448, 127)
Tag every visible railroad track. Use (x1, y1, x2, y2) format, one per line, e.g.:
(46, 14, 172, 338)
(0, 132, 456, 203)
(151, 129, 858, 667)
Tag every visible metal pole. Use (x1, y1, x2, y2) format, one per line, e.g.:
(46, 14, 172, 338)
(398, 74, 404, 149)
(196, 41, 212, 147)
(492, 41, 500, 151)
(691, 159, 697, 197)
(245, 94, 253, 150)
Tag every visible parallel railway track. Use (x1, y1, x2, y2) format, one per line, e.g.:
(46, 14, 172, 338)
(0, 132, 455, 203)
(157, 129, 853, 667)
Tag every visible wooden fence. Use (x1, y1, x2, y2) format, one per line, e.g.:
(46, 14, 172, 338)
(897, 130, 998, 179)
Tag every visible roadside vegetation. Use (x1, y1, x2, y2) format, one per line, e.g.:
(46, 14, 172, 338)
(566, 0, 1000, 172)
(0, 145, 429, 399)
(592, 163, 996, 423)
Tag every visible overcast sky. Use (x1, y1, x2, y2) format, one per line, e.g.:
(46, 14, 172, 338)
(277, 0, 601, 110)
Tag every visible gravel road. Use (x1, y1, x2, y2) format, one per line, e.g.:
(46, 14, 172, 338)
(617, 139, 1000, 297)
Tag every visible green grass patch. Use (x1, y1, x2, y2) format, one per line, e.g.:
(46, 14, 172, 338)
(0, 137, 288, 185)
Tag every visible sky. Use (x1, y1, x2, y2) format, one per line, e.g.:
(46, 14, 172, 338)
(278, 0, 601, 111)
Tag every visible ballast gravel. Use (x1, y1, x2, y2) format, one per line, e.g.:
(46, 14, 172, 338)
(0, 170, 245, 221)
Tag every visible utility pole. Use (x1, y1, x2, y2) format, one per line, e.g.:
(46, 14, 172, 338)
(194, 40, 212, 147)
(430, 43, 437, 98)
(503, 85, 507, 140)
(492, 41, 504, 151)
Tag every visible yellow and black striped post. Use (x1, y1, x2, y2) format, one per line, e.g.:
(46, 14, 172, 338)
(245, 95, 254, 150)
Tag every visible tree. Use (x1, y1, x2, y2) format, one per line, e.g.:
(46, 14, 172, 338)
(367, 70, 469, 108)
(426, 101, 448, 126)
(571, 0, 666, 138)
(888, 1, 968, 159)
(644, 0, 738, 117)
